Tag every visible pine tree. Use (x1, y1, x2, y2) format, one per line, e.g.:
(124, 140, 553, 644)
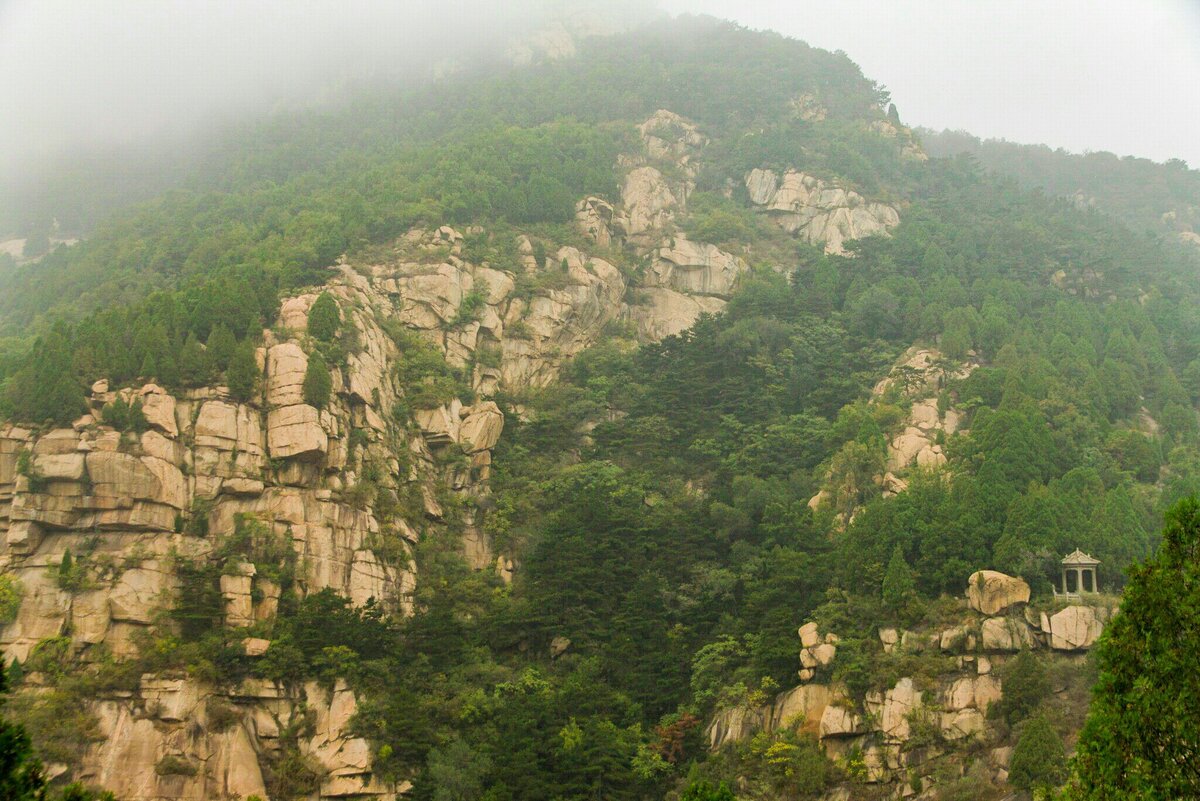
(226, 342, 260, 403)
(307, 293, 341, 342)
(1010, 714, 1066, 793)
(178, 333, 212, 388)
(1069, 497, 1200, 798)
(881, 543, 917, 610)
(206, 323, 237, 373)
(302, 352, 333, 409)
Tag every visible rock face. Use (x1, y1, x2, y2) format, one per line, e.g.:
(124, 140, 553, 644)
(706, 570, 1111, 792)
(1044, 605, 1109, 650)
(0, 262, 532, 800)
(745, 168, 900, 255)
(645, 238, 747, 298)
(967, 571, 1031, 616)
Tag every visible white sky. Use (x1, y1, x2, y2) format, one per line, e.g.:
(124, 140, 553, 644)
(663, 0, 1200, 165)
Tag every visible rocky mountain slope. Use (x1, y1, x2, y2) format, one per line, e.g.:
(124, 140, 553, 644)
(0, 14, 1197, 801)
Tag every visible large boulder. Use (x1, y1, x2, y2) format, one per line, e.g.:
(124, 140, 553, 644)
(966, 570, 1030, 616)
(981, 616, 1036, 651)
(266, 405, 328, 460)
(645, 238, 747, 298)
(1046, 605, 1106, 650)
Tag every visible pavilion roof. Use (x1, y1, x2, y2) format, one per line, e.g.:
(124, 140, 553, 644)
(1062, 548, 1100, 566)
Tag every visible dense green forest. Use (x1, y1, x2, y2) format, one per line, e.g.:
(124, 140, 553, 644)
(2, 13, 1200, 801)
(920, 128, 1200, 237)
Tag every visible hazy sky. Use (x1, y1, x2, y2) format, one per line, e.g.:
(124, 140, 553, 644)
(2, 0, 1198, 179)
(664, 0, 1200, 166)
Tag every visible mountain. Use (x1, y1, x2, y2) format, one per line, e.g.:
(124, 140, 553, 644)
(920, 128, 1200, 244)
(0, 14, 1198, 801)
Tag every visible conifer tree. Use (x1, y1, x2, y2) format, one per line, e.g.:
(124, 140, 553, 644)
(307, 293, 341, 342)
(1010, 714, 1066, 793)
(1069, 497, 1200, 798)
(302, 352, 333, 409)
(881, 543, 917, 610)
(226, 341, 260, 403)
(178, 333, 212, 388)
(206, 324, 237, 373)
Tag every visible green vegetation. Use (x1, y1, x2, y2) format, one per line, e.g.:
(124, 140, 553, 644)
(1068, 496, 1200, 798)
(306, 292, 341, 342)
(921, 128, 1200, 236)
(301, 351, 333, 409)
(1010, 714, 1066, 793)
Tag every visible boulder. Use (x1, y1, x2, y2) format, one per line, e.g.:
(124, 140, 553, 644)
(798, 622, 820, 649)
(621, 166, 676, 242)
(458, 402, 504, 453)
(771, 684, 831, 737)
(966, 570, 1030, 615)
(266, 404, 327, 460)
(139, 386, 178, 437)
(981, 616, 1035, 651)
(1047, 605, 1105, 650)
(819, 704, 862, 738)
(745, 168, 899, 255)
(646, 238, 747, 298)
(627, 287, 726, 342)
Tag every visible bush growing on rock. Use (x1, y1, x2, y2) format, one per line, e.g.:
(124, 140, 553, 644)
(302, 351, 332, 409)
(990, 650, 1050, 726)
(225, 341, 260, 402)
(306, 292, 341, 342)
(101, 396, 149, 433)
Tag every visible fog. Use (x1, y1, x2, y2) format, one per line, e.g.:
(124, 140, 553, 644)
(2, 0, 1198, 196)
(0, 0, 651, 184)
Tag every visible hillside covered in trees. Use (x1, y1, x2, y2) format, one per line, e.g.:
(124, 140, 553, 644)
(0, 13, 1198, 801)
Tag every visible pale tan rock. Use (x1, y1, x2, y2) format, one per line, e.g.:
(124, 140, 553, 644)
(70, 590, 112, 644)
(141, 676, 205, 721)
(267, 342, 309, 407)
(981, 616, 1035, 651)
(138, 386, 177, 437)
(458, 402, 504, 453)
(33, 453, 85, 481)
(243, 637, 271, 657)
(967, 570, 1030, 615)
(646, 238, 747, 298)
(819, 704, 862, 738)
(279, 294, 314, 332)
(706, 703, 769, 749)
(877, 678, 922, 741)
(771, 683, 831, 737)
(32, 428, 80, 455)
(1048, 605, 1105, 650)
(944, 675, 1001, 713)
(576, 196, 615, 247)
(941, 708, 986, 740)
(799, 622, 820, 648)
(220, 569, 254, 628)
(109, 566, 171, 624)
(267, 404, 328, 460)
(550, 636, 571, 658)
(621, 166, 676, 242)
(811, 642, 837, 666)
(627, 287, 726, 341)
(745, 168, 899, 255)
(888, 428, 930, 471)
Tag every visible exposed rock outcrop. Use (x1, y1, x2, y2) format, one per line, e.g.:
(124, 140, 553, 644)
(967, 571, 1031, 616)
(745, 168, 900, 255)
